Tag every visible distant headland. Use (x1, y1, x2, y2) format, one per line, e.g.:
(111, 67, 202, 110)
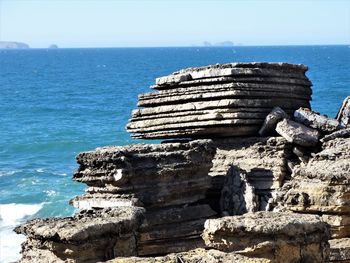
(0, 41, 30, 49)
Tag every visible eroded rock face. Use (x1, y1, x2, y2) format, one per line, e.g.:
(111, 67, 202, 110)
(202, 212, 330, 262)
(127, 62, 312, 139)
(259, 107, 289, 136)
(108, 248, 270, 263)
(337, 96, 350, 127)
(276, 119, 320, 147)
(15, 207, 145, 262)
(294, 108, 343, 133)
(281, 138, 350, 239)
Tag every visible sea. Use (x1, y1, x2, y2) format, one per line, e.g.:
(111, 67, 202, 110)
(0, 46, 349, 262)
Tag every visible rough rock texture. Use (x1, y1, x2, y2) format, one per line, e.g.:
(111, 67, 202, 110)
(276, 118, 320, 147)
(277, 137, 350, 262)
(220, 166, 258, 216)
(337, 96, 350, 127)
(18, 63, 348, 263)
(15, 207, 145, 262)
(109, 248, 270, 263)
(294, 107, 343, 133)
(210, 137, 292, 212)
(203, 212, 330, 262)
(259, 107, 289, 136)
(127, 62, 312, 139)
(329, 238, 350, 262)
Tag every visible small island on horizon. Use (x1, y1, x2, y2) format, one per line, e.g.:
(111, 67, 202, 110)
(0, 41, 30, 49)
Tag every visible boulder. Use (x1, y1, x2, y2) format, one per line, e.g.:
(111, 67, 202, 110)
(294, 107, 342, 133)
(259, 107, 288, 136)
(276, 119, 320, 147)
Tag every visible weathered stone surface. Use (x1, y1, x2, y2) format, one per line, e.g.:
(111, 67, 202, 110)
(294, 107, 343, 133)
(276, 119, 320, 147)
(259, 107, 288, 136)
(128, 62, 311, 139)
(203, 212, 330, 262)
(109, 248, 270, 263)
(15, 207, 145, 262)
(330, 238, 350, 262)
(73, 140, 216, 208)
(220, 166, 258, 216)
(137, 205, 216, 256)
(156, 63, 308, 86)
(151, 75, 312, 90)
(321, 128, 350, 143)
(337, 96, 350, 127)
(138, 84, 311, 107)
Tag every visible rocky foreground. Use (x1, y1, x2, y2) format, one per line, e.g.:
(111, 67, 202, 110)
(15, 63, 350, 262)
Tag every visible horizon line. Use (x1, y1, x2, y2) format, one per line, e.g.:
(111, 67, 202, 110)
(1, 43, 349, 49)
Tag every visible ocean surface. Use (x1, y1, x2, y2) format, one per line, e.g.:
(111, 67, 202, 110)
(0, 46, 349, 262)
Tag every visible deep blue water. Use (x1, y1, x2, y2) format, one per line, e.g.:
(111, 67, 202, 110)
(0, 46, 349, 262)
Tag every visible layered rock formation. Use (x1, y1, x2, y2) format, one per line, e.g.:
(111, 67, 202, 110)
(16, 62, 350, 263)
(127, 63, 312, 139)
(203, 212, 330, 262)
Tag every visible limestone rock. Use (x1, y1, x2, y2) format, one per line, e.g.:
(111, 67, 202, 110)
(202, 212, 330, 262)
(259, 107, 288, 136)
(321, 127, 350, 143)
(109, 248, 270, 263)
(210, 137, 292, 212)
(329, 238, 350, 262)
(276, 119, 320, 147)
(337, 96, 350, 127)
(128, 62, 312, 139)
(294, 107, 342, 133)
(15, 207, 145, 262)
(220, 166, 258, 216)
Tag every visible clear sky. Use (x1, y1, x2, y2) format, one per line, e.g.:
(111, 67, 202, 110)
(0, 0, 349, 48)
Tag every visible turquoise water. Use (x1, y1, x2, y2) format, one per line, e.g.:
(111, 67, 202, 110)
(0, 46, 349, 262)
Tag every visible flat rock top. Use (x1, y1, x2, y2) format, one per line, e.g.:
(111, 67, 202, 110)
(109, 248, 269, 263)
(174, 62, 308, 74)
(15, 207, 144, 242)
(204, 211, 327, 237)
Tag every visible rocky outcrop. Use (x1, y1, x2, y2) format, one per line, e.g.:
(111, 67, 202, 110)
(16, 62, 350, 263)
(15, 207, 145, 262)
(127, 63, 312, 139)
(202, 212, 330, 262)
(0, 41, 30, 49)
(280, 138, 350, 237)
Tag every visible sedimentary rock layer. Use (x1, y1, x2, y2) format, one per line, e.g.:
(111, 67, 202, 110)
(202, 212, 330, 262)
(15, 207, 145, 262)
(128, 62, 312, 139)
(337, 96, 350, 127)
(281, 138, 350, 238)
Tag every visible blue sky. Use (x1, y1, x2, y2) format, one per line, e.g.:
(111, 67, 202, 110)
(0, 0, 349, 48)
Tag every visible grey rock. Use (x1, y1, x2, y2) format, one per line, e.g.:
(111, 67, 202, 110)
(294, 107, 342, 133)
(276, 119, 320, 147)
(220, 166, 258, 216)
(336, 96, 350, 127)
(321, 128, 350, 143)
(259, 107, 289, 136)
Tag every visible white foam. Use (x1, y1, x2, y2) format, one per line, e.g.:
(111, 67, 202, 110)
(0, 203, 43, 263)
(0, 203, 43, 225)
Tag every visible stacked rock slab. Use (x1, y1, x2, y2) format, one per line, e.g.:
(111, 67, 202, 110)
(127, 62, 312, 139)
(71, 140, 218, 256)
(202, 212, 330, 262)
